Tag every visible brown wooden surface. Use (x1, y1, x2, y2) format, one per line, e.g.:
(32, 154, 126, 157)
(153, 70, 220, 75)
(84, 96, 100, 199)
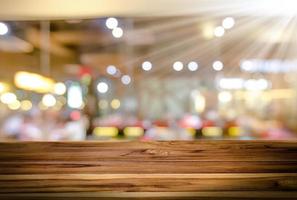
(0, 140, 297, 199)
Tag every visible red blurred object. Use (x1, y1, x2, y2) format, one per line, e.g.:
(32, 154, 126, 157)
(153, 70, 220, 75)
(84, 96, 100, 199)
(179, 115, 202, 129)
(153, 120, 168, 127)
(70, 111, 81, 121)
(224, 120, 237, 129)
(79, 66, 92, 77)
(202, 120, 215, 128)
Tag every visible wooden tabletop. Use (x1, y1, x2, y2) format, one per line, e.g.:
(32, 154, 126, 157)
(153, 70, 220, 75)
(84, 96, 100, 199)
(0, 140, 297, 199)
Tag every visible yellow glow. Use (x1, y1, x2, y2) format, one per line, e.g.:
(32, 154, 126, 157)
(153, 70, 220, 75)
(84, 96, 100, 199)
(93, 127, 118, 137)
(8, 100, 21, 110)
(0, 82, 9, 93)
(192, 91, 205, 113)
(20, 100, 32, 111)
(58, 96, 67, 105)
(228, 126, 242, 137)
(38, 102, 48, 110)
(234, 89, 296, 100)
(202, 23, 214, 40)
(14, 71, 55, 93)
(202, 127, 223, 137)
(186, 128, 196, 136)
(53, 101, 63, 111)
(111, 99, 121, 109)
(0, 92, 17, 104)
(98, 100, 108, 109)
(263, 89, 296, 99)
(123, 127, 144, 137)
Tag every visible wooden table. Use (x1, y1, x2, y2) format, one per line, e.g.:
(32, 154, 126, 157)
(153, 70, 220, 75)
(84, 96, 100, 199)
(0, 140, 297, 199)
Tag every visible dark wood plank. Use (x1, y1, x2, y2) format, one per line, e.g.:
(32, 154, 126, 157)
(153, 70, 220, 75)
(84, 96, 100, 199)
(1, 191, 297, 199)
(1, 160, 297, 174)
(0, 173, 297, 192)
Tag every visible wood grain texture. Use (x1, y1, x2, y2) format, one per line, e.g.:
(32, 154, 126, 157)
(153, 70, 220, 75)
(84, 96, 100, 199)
(0, 140, 297, 199)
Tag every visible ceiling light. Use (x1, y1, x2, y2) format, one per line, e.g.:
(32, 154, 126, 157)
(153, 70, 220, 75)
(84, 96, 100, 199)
(142, 61, 152, 71)
(173, 61, 183, 71)
(0, 22, 8, 35)
(214, 26, 225, 37)
(187, 61, 199, 71)
(106, 65, 117, 75)
(213, 61, 224, 71)
(112, 27, 123, 38)
(105, 17, 118, 29)
(222, 17, 235, 29)
(97, 82, 109, 93)
(121, 75, 131, 85)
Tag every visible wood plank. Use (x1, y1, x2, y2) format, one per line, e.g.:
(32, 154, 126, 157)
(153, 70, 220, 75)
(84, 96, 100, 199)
(0, 141, 297, 199)
(1, 161, 297, 174)
(0, 173, 297, 193)
(1, 191, 297, 199)
(0, 141, 297, 162)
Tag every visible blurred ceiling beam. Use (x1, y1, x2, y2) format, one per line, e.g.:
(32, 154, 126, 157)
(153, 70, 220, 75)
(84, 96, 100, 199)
(52, 29, 156, 47)
(25, 28, 75, 57)
(80, 53, 126, 72)
(0, 36, 33, 53)
(51, 30, 113, 46)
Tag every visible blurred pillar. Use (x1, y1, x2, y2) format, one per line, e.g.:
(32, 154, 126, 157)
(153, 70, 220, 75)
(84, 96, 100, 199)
(40, 21, 51, 76)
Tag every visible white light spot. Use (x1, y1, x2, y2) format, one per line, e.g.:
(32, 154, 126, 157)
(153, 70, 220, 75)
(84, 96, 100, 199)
(42, 94, 56, 107)
(0, 22, 9, 35)
(0, 92, 16, 104)
(214, 26, 225, 37)
(67, 84, 83, 109)
(213, 61, 224, 71)
(173, 61, 183, 71)
(97, 82, 109, 93)
(142, 61, 152, 71)
(187, 61, 199, 71)
(112, 27, 123, 38)
(106, 65, 117, 75)
(54, 82, 66, 95)
(222, 17, 235, 29)
(241, 60, 254, 72)
(121, 75, 131, 85)
(218, 91, 232, 103)
(105, 17, 118, 29)
(218, 78, 244, 90)
(244, 79, 269, 91)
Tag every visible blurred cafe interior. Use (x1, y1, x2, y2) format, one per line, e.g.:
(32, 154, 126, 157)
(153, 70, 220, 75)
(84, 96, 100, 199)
(0, 0, 297, 141)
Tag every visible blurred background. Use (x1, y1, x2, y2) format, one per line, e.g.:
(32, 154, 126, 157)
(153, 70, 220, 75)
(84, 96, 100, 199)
(0, 0, 297, 141)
